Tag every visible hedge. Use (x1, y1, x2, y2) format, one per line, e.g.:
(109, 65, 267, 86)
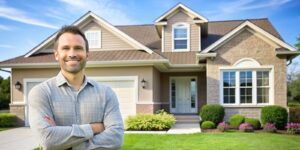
(229, 114, 245, 129)
(261, 105, 288, 130)
(201, 121, 216, 129)
(200, 104, 224, 124)
(0, 113, 16, 127)
(245, 118, 261, 130)
(125, 113, 176, 131)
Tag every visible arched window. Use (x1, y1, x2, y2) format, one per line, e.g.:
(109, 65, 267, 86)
(172, 23, 190, 51)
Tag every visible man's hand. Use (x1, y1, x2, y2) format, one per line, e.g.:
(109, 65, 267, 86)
(44, 115, 56, 126)
(90, 123, 105, 135)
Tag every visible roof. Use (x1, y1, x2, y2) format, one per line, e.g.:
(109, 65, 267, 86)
(0, 18, 292, 67)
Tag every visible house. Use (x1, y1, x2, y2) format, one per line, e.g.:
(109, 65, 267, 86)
(0, 3, 299, 126)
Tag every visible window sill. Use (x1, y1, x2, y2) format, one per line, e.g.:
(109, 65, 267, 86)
(221, 104, 271, 108)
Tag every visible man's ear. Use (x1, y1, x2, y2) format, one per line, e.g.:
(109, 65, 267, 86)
(54, 50, 59, 61)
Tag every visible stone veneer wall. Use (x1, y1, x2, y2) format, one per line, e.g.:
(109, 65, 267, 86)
(206, 29, 287, 120)
(9, 104, 25, 126)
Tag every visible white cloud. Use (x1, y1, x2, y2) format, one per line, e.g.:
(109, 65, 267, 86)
(0, 24, 12, 30)
(0, 5, 58, 29)
(206, 0, 292, 20)
(0, 44, 13, 48)
(58, 0, 138, 25)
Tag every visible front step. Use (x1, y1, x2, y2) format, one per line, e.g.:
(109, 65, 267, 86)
(174, 115, 201, 124)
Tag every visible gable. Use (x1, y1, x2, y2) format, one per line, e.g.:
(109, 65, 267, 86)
(25, 11, 153, 57)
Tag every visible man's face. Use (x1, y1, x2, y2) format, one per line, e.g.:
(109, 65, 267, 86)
(54, 32, 88, 74)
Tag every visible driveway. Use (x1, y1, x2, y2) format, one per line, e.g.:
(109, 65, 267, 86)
(0, 127, 38, 150)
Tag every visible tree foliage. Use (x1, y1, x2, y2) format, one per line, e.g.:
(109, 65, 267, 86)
(0, 76, 10, 109)
(288, 73, 300, 102)
(295, 36, 300, 50)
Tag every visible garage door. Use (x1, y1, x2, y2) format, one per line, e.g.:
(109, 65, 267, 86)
(97, 79, 136, 121)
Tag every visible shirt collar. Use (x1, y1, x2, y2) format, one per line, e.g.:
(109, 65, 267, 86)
(56, 71, 95, 87)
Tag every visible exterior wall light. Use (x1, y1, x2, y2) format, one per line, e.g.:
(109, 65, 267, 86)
(141, 78, 146, 89)
(15, 81, 22, 90)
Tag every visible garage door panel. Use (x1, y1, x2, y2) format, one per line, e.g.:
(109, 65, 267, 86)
(97, 80, 136, 121)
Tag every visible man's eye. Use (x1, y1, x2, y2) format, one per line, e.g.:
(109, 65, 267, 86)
(62, 47, 69, 50)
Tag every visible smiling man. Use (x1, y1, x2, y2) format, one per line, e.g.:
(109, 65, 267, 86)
(29, 26, 124, 150)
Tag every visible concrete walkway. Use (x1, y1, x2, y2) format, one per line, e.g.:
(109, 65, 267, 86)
(167, 123, 201, 134)
(0, 127, 39, 150)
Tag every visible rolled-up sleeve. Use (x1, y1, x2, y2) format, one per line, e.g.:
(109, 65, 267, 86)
(29, 85, 94, 150)
(88, 87, 124, 149)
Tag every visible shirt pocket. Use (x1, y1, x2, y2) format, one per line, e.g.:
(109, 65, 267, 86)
(52, 100, 74, 125)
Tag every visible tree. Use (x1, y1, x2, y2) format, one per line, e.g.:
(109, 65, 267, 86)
(0, 76, 10, 109)
(295, 36, 300, 50)
(288, 73, 300, 102)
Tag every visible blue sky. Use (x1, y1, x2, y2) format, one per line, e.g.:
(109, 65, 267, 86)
(0, 0, 300, 78)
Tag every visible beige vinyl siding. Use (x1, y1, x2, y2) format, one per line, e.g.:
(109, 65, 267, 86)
(82, 21, 135, 51)
(164, 10, 200, 52)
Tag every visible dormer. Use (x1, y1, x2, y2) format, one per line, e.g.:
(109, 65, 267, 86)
(155, 3, 208, 52)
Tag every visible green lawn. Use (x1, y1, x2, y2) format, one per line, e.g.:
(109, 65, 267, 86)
(0, 127, 13, 132)
(122, 132, 300, 150)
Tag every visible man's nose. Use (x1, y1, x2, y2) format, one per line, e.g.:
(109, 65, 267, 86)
(68, 48, 77, 57)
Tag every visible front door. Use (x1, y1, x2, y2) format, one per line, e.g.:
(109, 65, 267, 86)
(170, 77, 197, 114)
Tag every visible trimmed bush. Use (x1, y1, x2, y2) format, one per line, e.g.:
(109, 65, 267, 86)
(289, 107, 300, 123)
(261, 106, 288, 129)
(0, 113, 16, 127)
(239, 123, 254, 132)
(217, 121, 229, 132)
(125, 113, 176, 131)
(201, 121, 216, 129)
(245, 118, 261, 130)
(229, 114, 245, 129)
(263, 123, 277, 133)
(200, 104, 224, 124)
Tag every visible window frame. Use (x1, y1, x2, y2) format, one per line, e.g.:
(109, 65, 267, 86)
(172, 23, 190, 52)
(85, 30, 101, 49)
(220, 67, 274, 107)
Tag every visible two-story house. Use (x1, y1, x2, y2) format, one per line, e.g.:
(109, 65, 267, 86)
(0, 3, 299, 126)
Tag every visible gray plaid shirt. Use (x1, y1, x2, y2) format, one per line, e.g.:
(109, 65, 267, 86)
(29, 72, 124, 150)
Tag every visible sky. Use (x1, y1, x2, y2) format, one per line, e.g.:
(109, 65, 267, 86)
(0, 0, 300, 78)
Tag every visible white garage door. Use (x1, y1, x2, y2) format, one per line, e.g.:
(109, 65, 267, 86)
(96, 79, 137, 121)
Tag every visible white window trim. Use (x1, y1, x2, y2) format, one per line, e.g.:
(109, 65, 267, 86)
(219, 60, 274, 107)
(172, 22, 190, 52)
(85, 30, 101, 49)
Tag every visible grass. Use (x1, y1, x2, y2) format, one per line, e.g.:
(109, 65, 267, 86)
(122, 132, 300, 150)
(288, 100, 300, 107)
(0, 127, 13, 132)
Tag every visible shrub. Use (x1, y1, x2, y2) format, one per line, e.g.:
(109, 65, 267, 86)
(239, 123, 254, 132)
(289, 107, 300, 123)
(201, 121, 216, 129)
(125, 113, 176, 131)
(286, 123, 300, 134)
(217, 121, 229, 132)
(245, 118, 261, 130)
(0, 113, 16, 127)
(263, 123, 277, 133)
(229, 114, 245, 129)
(200, 104, 224, 124)
(261, 106, 288, 129)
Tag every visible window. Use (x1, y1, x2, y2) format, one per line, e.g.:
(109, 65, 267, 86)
(172, 23, 189, 51)
(257, 71, 269, 103)
(240, 71, 252, 104)
(171, 79, 176, 108)
(190, 78, 196, 108)
(223, 71, 236, 104)
(85, 31, 101, 48)
(221, 70, 271, 105)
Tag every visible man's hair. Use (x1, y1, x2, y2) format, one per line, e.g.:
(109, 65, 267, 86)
(54, 25, 89, 52)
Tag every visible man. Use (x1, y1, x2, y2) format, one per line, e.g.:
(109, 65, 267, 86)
(29, 25, 124, 150)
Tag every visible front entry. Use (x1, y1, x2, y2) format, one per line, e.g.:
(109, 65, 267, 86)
(170, 77, 197, 114)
